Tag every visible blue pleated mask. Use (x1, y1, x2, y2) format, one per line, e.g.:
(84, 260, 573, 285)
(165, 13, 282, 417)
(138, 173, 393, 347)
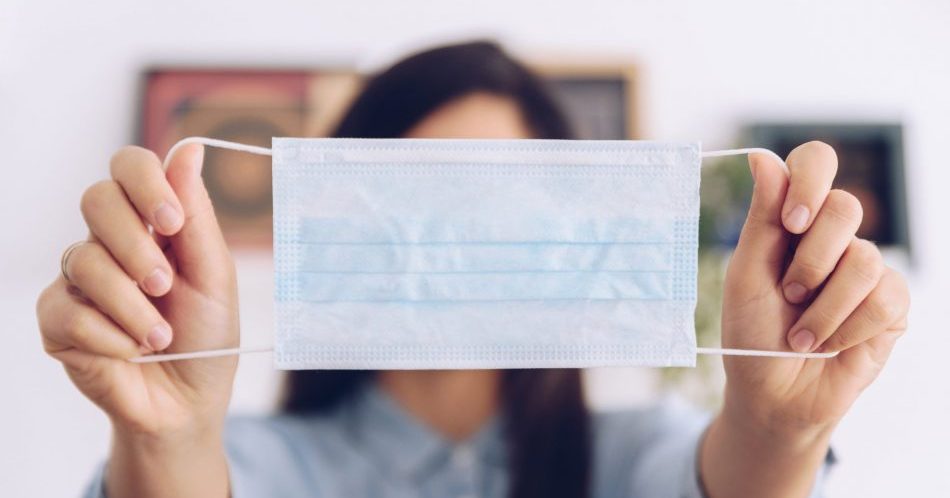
(272, 138, 700, 369)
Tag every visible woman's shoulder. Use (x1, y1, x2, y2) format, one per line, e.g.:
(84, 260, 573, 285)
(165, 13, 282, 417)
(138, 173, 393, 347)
(222, 412, 361, 496)
(588, 398, 712, 497)
(588, 398, 713, 497)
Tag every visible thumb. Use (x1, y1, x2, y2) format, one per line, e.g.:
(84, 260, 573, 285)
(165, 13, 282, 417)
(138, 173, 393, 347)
(726, 153, 792, 292)
(163, 143, 234, 294)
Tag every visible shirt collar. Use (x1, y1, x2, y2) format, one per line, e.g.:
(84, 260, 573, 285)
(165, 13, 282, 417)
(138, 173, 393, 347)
(340, 382, 507, 479)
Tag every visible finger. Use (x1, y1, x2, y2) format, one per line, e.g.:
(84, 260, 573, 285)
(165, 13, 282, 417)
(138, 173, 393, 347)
(37, 279, 143, 359)
(782, 141, 839, 234)
(822, 268, 910, 353)
(163, 143, 233, 291)
(63, 241, 173, 351)
(726, 151, 791, 287)
(830, 325, 904, 387)
(80, 180, 174, 296)
(781, 189, 863, 303)
(110, 146, 185, 236)
(786, 239, 885, 353)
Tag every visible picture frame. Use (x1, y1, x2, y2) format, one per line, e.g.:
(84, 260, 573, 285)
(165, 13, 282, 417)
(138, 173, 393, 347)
(138, 68, 362, 247)
(745, 123, 910, 251)
(534, 62, 639, 140)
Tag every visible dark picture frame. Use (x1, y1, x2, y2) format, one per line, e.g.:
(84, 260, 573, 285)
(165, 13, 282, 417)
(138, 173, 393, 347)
(535, 63, 639, 140)
(745, 123, 910, 252)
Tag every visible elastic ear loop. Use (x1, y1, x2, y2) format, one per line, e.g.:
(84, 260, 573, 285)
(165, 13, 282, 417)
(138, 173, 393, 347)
(132, 137, 836, 364)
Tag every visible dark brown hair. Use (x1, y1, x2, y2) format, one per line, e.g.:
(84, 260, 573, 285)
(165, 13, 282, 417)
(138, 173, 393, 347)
(281, 41, 590, 498)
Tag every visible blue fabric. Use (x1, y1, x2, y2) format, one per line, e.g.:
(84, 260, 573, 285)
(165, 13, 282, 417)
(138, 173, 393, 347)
(271, 139, 700, 369)
(82, 385, 832, 497)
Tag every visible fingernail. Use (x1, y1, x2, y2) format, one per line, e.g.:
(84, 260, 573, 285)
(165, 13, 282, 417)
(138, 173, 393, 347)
(143, 268, 171, 295)
(154, 201, 182, 233)
(147, 323, 172, 351)
(785, 204, 810, 233)
(789, 329, 816, 353)
(783, 282, 808, 304)
(750, 161, 758, 182)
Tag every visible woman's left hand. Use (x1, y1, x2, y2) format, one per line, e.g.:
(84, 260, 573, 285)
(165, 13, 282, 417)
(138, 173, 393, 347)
(703, 141, 910, 497)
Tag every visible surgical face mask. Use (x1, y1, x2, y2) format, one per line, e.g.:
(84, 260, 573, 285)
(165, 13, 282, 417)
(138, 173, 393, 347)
(134, 137, 834, 369)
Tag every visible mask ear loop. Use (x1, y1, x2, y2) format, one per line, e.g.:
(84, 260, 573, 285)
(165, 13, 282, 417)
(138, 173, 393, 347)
(131, 138, 276, 364)
(696, 147, 836, 360)
(162, 136, 273, 168)
(132, 138, 836, 363)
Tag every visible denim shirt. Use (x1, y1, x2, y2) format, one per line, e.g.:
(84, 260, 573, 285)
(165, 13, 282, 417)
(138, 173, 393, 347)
(84, 384, 830, 497)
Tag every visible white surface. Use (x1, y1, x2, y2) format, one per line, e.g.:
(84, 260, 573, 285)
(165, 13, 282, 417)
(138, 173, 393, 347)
(3, 0, 949, 496)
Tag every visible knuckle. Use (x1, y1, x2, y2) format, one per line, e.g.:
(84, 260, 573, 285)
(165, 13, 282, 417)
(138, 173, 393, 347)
(66, 243, 105, 284)
(809, 304, 838, 331)
(824, 328, 853, 351)
(846, 239, 884, 281)
(865, 289, 902, 325)
(110, 146, 161, 178)
(35, 283, 58, 331)
(41, 337, 59, 354)
(80, 180, 121, 216)
(64, 308, 92, 345)
(36, 283, 53, 314)
(745, 206, 779, 229)
(879, 269, 911, 317)
(117, 236, 161, 273)
(41, 333, 65, 354)
(791, 253, 830, 285)
(889, 270, 911, 311)
(824, 189, 864, 225)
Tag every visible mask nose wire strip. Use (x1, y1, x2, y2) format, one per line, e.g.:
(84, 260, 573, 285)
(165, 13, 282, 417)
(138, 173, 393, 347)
(130, 137, 836, 363)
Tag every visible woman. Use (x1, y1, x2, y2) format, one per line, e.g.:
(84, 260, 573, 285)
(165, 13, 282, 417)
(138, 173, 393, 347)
(36, 41, 909, 498)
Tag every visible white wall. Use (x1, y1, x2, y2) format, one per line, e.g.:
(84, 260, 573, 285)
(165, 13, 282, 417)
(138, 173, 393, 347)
(3, 0, 949, 496)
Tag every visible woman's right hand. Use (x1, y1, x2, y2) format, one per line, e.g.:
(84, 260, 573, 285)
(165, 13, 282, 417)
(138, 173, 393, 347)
(36, 143, 239, 442)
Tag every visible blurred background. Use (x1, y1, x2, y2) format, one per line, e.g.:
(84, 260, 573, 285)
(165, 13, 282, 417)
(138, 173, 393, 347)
(2, 0, 948, 496)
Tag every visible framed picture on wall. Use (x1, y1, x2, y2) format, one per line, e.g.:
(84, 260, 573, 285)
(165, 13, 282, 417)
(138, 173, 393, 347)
(745, 123, 910, 253)
(138, 62, 639, 246)
(698, 123, 911, 260)
(535, 63, 639, 140)
(139, 68, 362, 247)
